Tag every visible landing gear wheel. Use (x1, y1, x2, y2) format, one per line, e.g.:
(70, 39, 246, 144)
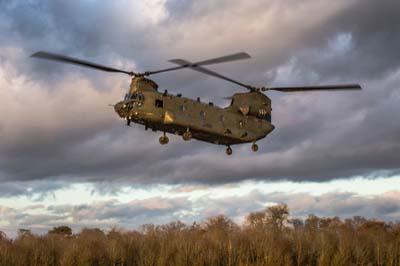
(182, 131, 192, 141)
(159, 134, 169, 145)
(126, 117, 131, 126)
(251, 143, 258, 152)
(226, 146, 233, 156)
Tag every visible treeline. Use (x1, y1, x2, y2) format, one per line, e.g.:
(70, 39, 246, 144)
(0, 204, 400, 266)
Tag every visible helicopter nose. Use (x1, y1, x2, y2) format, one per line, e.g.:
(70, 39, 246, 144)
(114, 102, 121, 113)
(114, 102, 126, 117)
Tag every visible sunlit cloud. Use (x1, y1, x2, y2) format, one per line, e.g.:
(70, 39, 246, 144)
(1, 0, 400, 237)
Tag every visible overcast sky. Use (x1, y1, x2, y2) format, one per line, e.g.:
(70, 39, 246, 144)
(1, 0, 400, 237)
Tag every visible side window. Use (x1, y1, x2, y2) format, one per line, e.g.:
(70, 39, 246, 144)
(155, 99, 164, 108)
(199, 110, 205, 119)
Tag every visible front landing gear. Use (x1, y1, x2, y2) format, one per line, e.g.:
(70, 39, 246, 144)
(125, 116, 132, 126)
(159, 132, 169, 145)
(182, 129, 192, 141)
(226, 146, 233, 156)
(251, 142, 258, 152)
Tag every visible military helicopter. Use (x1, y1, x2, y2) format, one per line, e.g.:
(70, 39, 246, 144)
(31, 51, 361, 155)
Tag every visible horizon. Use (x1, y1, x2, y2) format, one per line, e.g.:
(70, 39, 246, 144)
(1, 0, 400, 239)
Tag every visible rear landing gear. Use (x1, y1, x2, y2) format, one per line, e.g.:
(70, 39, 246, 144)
(251, 142, 258, 152)
(226, 146, 233, 156)
(159, 132, 169, 145)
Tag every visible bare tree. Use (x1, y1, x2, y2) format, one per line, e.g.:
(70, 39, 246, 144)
(1, 206, 399, 266)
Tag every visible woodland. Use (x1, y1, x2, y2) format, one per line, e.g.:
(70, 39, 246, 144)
(0, 204, 399, 266)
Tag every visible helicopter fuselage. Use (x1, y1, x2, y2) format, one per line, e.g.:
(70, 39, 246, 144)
(114, 77, 275, 146)
(31, 51, 361, 153)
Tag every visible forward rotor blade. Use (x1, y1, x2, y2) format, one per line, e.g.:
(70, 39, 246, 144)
(31, 51, 134, 75)
(264, 84, 362, 92)
(193, 52, 251, 66)
(146, 52, 251, 76)
(168, 59, 253, 90)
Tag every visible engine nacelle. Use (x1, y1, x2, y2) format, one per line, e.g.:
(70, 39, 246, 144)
(228, 92, 272, 121)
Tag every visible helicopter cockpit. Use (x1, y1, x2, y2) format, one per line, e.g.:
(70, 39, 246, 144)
(112, 91, 145, 119)
(123, 91, 145, 107)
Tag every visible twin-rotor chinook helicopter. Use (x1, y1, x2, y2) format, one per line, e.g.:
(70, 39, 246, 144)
(32, 51, 362, 155)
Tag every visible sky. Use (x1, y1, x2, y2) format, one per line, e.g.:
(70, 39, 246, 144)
(1, 0, 400, 237)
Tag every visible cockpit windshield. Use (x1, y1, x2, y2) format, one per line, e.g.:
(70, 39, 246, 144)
(124, 91, 145, 107)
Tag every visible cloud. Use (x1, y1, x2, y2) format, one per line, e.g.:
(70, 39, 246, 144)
(0, 195, 192, 237)
(2, 186, 400, 238)
(0, 180, 67, 199)
(0, 0, 400, 186)
(268, 191, 400, 220)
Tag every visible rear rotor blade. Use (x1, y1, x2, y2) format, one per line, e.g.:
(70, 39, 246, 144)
(145, 52, 251, 76)
(263, 84, 362, 92)
(31, 51, 135, 76)
(169, 58, 362, 93)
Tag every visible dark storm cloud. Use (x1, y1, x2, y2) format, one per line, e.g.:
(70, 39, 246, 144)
(311, 0, 400, 80)
(0, 0, 167, 82)
(0, 180, 67, 198)
(1, 0, 400, 184)
(162, 0, 400, 82)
